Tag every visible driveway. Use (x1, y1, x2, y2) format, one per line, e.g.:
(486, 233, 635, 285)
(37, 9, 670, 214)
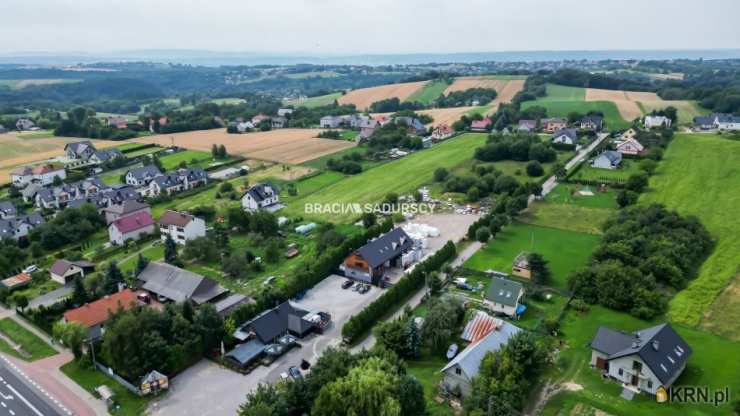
(542, 132, 609, 196)
(28, 286, 72, 309)
(148, 275, 384, 416)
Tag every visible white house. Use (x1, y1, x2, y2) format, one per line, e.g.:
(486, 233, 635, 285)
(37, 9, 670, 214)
(158, 210, 206, 245)
(125, 165, 162, 187)
(0, 214, 44, 241)
(320, 116, 343, 129)
(49, 259, 95, 285)
(11, 164, 66, 187)
(483, 278, 525, 318)
(551, 128, 578, 145)
(644, 115, 672, 129)
(108, 211, 155, 245)
(592, 151, 622, 169)
(15, 118, 36, 131)
(441, 320, 521, 397)
(0, 202, 16, 219)
(148, 173, 183, 196)
(102, 200, 151, 224)
(714, 113, 740, 131)
(616, 138, 645, 156)
(241, 183, 280, 211)
(590, 323, 691, 395)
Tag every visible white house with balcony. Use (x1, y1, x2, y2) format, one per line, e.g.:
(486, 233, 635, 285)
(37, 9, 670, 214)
(158, 210, 206, 245)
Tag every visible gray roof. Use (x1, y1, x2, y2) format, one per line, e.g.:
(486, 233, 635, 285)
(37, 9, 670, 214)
(356, 227, 413, 269)
(693, 116, 714, 126)
(485, 278, 523, 307)
(240, 301, 314, 344)
(94, 148, 123, 162)
(49, 259, 94, 276)
(581, 115, 604, 125)
(713, 113, 740, 123)
(590, 323, 692, 386)
(394, 116, 426, 133)
(441, 321, 521, 378)
(102, 200, 150, 215)
(213, 294, 252, 315)
(137, 262, 228, 304)
(552, 128, 577, 141)
(151, 173, 181, 188)
(65, 141, 95, 155)
(127, 165, 162, 181)
(244, 183, 278, 203)
(0, 201, 17, 217)
(225, 340, 266, 366)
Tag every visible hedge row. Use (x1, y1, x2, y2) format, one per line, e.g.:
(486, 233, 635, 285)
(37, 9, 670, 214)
(341, 240, 457, 343)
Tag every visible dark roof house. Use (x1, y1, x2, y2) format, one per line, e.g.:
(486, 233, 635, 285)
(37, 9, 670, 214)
(235, 301, 317, 343)
(137, 262, 228, 304)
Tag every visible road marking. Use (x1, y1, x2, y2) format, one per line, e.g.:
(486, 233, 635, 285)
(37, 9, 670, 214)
(0, 391, 11, 400)
(5, 383, 44, 416)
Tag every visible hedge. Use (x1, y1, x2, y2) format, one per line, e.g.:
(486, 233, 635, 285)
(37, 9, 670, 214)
(341, 240, 457, 343)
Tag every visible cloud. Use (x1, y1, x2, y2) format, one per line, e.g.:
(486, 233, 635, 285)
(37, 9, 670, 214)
(0, 0, 738, 54)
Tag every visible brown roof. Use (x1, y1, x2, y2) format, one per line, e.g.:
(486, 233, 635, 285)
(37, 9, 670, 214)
(1, 273, 32, 288)
(63, 289, 139, 328)
(158, 210, 195, 227)
(49, 259, 95, 277)
(111, 211, 154, 234)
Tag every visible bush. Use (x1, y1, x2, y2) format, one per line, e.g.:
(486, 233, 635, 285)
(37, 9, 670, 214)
(526, 160, 544, 177)
(570, 298, 589, 312)
(475, 227, 490, 242)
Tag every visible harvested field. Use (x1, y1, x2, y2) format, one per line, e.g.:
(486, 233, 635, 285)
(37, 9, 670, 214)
(443, 77, 508, 95)
(132, 128, 354, 164)
(0, 133, 118, 184)
(490, 79, 525, 108)
(585, 88, 646, 121)
(371, 106, 487, 127)
(337, 81, 428, 110)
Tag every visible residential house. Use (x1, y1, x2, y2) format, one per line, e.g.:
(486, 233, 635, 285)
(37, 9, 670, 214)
(251, 114, 271, 125)
(590, 323, 691, 395)
(552, 128, 578, 145)
(394, 117, 427, 135)
(541, 117, 567, 133)
(517, 119, 537, 132)
(340, 227, 414, 285)
(0, 201, 17, 219)
(277, 108, 294, 117)
(441, 320, 521, 397)
(21, 184, 44, 204)
(580, 115, 604, 131)
(63, 289, 140, 340)
(65, 141, 97, 162)
(359, 119, 378, 141)
(236, 121, 254, 133)
(108, 210, 155, 245)
(271, 116, 288, 129)
(620, 127, 639, 140)
(484, 278, 525, 318)
(431, 124, 454, 140)
(148, 173, 183, 196)
(105, 116, 129, 129)
(713, 113, 740, 131)
(644, 115, 672, 129)
(241, 183, 280, 212)
(15, 118, 35, 131)
(49, 259, 96, 285)
(0, 213, 45, 241)
(233, 301, 323, 344)
(178, 167, 208, 189)
(616, 137, 645, 156)
(320, 115, 343, 129)
(11, 164, 66, 187)
(102, 200, 151, 224)
(692, 116, 715, 130)
(125, 165, 162, 187)
(470, 117, 492, 132)
(158, 210, 206, 245)
(592, 150, 623, 169)
(136, 262, 231, 308)
(90, 148, 124, 164)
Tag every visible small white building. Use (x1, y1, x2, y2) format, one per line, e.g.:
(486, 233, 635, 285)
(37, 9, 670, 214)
(616, 138, 645, 156)
(590, 323, 691, 395)
(241, 183, 280, 211)
(108, 211, 155, 245)
(644, 115, 672, 129)
(158, 210, 206, 245)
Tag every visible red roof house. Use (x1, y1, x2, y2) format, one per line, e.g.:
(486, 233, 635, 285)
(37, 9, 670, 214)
(63, 289, 140, 339)
(108, 211, 155, 245)
(470, 117, 492, 131)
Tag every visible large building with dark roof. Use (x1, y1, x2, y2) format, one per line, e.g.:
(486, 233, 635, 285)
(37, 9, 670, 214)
(590, 323, 692, 395)
(341, 227, 414, 285)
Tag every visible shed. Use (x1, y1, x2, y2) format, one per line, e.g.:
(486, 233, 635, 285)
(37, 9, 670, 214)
(140, 370, 169, 395)
(512, 252, 531, 279)
(224, 340, 266, 368)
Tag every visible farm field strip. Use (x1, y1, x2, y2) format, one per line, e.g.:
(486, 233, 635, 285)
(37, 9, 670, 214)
(131, 128, 354, 164)
(337, 80, 428, 110)
(406, 80, 450, 104)
(284, 92, 343, 108)
(443, 77, 509, 95)
(640, 134, 740, 339)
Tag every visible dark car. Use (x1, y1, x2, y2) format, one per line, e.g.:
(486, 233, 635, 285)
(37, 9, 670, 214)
(289, 366, 303, 380)
(341, 280, 354, 289)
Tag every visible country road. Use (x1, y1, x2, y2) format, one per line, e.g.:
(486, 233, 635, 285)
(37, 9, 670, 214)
(541, 132, 609, 196)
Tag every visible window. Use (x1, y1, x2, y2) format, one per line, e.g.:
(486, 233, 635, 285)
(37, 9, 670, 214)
(455, 367, 461, 375)
(633, 361, 643, 372)
(647, 380, 653, 389)
(618, 368, 623, 376)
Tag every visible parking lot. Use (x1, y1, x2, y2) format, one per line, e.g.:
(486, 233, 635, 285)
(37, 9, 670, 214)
(148, 274, 383, 416)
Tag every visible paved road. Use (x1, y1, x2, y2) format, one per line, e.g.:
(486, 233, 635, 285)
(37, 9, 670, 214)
(541, 132, 609, 196)
(0, 357, 68, 416)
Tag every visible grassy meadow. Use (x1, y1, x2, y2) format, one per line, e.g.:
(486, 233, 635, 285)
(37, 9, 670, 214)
(406, 80, 450, 104)
(284, 92, 343, 108)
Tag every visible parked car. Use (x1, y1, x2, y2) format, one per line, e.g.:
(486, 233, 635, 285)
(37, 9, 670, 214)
(288, 366, 303, 380)
(263, 276, 277, 286)
(359, 284, 370, 294)
(341, 280, 354, 289)
(446, 344, 459, 360)
(23, 265, 38, 274)
(352, 283, 362, 292)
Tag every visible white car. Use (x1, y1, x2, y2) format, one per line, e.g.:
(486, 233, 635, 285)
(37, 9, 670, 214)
(23, 265, 38, 274)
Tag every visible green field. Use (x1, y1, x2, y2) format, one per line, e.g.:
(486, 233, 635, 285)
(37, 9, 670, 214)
(283, 133, 488, 222)
(541, 305, 739, 416)
(0, 78, 80, 90)
(570, 159, 643, 184)
(640, 134, 740, 339)
(280, 171, 346, 204)
(406, 80, 450, 104)
(284, 92, 343, 108)
(158, 149, 234, 170)
(61, 361, 150, 416)
(464, 222, 600, 289)
(545, 184, 618, 209)
(536, 84, 586, 101)
(0, 318, 56, 361)
(519, 202, 612, 235)
(522, 83, 629, 130)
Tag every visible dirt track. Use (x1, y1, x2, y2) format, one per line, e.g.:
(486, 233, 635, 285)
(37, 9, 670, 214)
(132, 128, 354, 164)
(337, 81, 428, 110)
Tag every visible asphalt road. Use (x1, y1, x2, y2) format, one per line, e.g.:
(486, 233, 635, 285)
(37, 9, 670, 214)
(0, 361, 64, 416)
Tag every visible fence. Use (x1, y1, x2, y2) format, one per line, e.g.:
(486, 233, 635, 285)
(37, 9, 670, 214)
(94, 362, 142, 396)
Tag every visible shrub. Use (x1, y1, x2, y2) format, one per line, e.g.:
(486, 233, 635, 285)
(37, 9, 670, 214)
(526, 160, 544, 177)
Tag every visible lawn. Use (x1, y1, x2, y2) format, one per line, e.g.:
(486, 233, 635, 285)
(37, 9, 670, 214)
(301, 145, 384, 171)
(522, 100, 629, 130)
(158, 149, 223, 170)
(61, 360, 151, 416)
(406, 80, 450, 104)
(541, 305, 739, 416)
(571, 158, 642, 184)
(284, 92, 343, 108)
(640, 134, 740, 340)
(544, 184, 618, 209)
(536, 84, 586, 101)
(405, 354, 454, 416)
(0, 318, 56, 361)
(280, 171, 346, 204)
(124, 146, 162, 158)
(519, 202, 612, 235)
(464, 222, 600, 290)
(283, 133, 488, 222)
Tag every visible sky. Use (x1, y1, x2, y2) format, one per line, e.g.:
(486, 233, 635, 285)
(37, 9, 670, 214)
(1, 0, 739, 55)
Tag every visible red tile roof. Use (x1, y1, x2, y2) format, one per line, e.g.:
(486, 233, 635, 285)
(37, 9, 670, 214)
(1, 273, 32, 288)
(158, 210, 195, 227)
(111, 211, 154, 234)
(63, 289, 139, 328)
(470, 117, 492, 129)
